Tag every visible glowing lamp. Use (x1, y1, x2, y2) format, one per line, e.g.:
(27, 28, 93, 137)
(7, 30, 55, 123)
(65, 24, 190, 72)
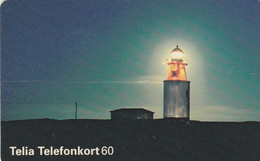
(171, 51, 183, 59)
(170, 45, 184, 60)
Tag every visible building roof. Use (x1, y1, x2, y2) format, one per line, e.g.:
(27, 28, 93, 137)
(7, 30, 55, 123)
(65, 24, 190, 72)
(110, 108, 154, 113)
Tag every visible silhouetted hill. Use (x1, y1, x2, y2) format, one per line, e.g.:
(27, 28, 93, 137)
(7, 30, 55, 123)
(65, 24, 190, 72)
(1, 119, 260, 161)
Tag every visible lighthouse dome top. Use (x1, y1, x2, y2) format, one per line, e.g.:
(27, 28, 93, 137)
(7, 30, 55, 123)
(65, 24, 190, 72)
(170, 45, 184, 60)
(171, 45, 183, 53)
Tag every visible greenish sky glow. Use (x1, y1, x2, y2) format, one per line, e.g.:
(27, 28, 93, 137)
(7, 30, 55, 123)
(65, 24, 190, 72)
(1, 0, 260, 121)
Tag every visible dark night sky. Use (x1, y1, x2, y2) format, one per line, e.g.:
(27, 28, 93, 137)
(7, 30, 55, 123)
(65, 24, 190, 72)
(1, 0, 260, 121)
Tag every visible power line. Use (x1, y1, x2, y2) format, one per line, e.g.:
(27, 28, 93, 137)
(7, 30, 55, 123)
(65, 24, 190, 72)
(1, 80, 162, 84)
(1, 101, 72, 105)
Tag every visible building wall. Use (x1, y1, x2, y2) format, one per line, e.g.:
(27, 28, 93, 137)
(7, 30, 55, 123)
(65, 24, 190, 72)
(163, 80, 190, 119)
(111, 111, 153, 120)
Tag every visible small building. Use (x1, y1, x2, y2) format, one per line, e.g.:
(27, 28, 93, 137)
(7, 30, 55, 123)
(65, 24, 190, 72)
(110, 108, 154, 120)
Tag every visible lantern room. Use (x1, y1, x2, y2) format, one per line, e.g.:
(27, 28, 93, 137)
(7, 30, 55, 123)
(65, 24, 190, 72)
(166, 45, 188, 81)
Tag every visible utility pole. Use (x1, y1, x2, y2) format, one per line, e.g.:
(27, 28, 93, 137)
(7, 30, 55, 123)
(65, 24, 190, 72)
(75, 102, 78, 119)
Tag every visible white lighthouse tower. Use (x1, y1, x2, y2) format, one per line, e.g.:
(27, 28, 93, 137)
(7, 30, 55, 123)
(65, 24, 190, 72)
(163, 45, 190, 119)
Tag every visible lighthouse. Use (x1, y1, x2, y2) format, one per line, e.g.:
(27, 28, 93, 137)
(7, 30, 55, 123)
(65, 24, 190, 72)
(163, 45, 190, 119)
